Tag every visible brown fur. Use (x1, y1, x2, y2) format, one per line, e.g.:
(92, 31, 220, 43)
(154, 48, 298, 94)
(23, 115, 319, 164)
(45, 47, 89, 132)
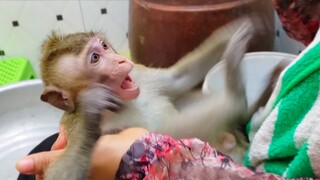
(40, 32, 103, 103)
(40, 32, 96, 84)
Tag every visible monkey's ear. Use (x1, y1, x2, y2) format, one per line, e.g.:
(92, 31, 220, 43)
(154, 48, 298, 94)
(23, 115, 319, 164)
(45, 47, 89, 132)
(41, 86, 75, 112)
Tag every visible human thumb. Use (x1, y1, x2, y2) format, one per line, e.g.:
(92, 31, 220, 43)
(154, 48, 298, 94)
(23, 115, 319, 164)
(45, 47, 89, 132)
(16, 150, 64, 175)
(51, 126, 67, 150)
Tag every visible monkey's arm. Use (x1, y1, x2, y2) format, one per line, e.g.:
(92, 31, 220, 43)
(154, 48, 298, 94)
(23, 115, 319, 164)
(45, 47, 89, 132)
(159, 20, 254, 163)
(45, 84, 122, 180)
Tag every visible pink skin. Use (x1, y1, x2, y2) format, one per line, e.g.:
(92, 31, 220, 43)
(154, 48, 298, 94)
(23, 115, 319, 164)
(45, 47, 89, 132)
(86, 38, 140, 101)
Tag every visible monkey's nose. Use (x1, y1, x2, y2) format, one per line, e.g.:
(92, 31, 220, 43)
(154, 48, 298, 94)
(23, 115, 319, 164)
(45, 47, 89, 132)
(118, 59, 134, 67)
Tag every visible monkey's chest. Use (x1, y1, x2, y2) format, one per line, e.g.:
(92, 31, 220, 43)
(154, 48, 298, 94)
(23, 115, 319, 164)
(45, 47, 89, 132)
(99, 94, 176, 133)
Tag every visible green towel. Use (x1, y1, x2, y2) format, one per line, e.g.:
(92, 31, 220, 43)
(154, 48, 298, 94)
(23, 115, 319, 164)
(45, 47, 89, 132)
(245, 29, 320, 178)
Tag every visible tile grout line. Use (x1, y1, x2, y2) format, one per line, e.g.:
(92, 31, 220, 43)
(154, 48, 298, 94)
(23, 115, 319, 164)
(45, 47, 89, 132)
(78, 0, 87, 31)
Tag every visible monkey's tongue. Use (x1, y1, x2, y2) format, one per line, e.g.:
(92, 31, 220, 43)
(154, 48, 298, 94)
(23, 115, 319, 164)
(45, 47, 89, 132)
(120, 76, 135, 89)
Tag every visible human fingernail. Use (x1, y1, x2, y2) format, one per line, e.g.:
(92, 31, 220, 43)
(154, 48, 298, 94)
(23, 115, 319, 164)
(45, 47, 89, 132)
(16, 157, 34, 174)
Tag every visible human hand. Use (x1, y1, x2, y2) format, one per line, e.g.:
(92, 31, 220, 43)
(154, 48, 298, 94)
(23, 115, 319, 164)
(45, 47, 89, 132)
(16, 126, 66, 180)
(16, 127, 147, 180)
(51, 126, 67, 151)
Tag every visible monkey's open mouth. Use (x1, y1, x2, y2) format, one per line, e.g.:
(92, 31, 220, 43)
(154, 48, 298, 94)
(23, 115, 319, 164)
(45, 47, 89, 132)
(120, 76, 136, 90)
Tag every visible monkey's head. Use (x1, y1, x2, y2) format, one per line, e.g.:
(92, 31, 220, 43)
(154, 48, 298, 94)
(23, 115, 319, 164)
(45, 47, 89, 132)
(39, 32, 140, 112)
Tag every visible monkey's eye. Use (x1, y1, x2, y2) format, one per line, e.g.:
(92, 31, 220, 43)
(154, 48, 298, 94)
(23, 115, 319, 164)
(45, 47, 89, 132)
(90, 53, 100, 64)
(101, 41, 109, 50)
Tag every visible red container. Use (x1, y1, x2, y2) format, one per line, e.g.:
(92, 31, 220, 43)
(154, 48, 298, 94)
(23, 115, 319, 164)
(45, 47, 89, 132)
(129, 0, 275, 67)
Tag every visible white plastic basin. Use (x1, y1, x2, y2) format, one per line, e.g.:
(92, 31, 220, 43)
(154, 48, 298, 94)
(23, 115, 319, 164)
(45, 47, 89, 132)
(0, 80, 63, 179)
(202, 51, 297, 107)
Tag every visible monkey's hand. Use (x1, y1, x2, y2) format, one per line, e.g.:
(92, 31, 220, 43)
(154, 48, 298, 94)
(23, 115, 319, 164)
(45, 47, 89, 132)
(80, 83, 123, 115)
(43, 84, 124, 180)
(78, 83, 124, 141)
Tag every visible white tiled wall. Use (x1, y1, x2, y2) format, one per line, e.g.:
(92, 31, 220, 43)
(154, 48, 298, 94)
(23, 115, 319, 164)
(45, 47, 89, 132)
(80, 1, 129, 55)
(0, 0, 130, 76)
(0, 0, 306, 77)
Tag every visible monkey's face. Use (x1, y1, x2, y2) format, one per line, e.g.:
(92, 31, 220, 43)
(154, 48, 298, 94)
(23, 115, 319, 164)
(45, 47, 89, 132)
(54, 36, 140, 102)
(84, 37, 140, 101)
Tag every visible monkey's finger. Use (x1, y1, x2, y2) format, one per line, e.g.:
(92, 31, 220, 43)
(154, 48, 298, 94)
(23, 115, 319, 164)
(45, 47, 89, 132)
(107, 96, 123, 107)
(105, 101, 123, 112)
(16, 150, 64, 175)
(51, 126, 67, 150)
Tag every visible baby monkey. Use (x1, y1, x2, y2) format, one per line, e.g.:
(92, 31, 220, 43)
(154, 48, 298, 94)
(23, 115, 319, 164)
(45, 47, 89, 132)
(40, 17, 267, 179)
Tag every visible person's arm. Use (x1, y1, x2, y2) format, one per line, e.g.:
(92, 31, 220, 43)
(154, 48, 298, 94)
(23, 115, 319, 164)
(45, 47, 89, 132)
(17, 127, 293, 180)
(16, 128, 148, 180)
